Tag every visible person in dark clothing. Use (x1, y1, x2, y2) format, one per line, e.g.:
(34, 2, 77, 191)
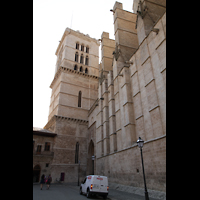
(40, 174, 45, 190)
(46, 174, 52, 190)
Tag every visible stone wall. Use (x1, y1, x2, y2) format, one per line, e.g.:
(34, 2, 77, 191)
(93, 2, 166, 192)
(44, 115, 89, 183)
(96, 136, 166, 191)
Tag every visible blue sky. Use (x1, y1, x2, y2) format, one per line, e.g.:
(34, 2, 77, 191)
(33, 0, 134, 128)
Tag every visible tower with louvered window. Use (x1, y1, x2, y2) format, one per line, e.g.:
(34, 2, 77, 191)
(44, 28, 100, 183)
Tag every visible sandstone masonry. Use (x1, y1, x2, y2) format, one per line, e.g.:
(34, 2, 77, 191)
(33, 0, 166, 193)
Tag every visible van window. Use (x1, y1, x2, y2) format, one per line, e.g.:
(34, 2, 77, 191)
(83, 177, 87, 184)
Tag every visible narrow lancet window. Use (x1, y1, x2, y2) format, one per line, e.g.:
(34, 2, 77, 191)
(76, 43, 79, 50)
(75, 52, 79, 62)
(80, 66, 83, 72)
(80, 54, 84, 64)
(85, 56, 89, 65)
(74, 65, 77, 70)
(75, 142, 79, 163)
(81, 45, 84, 51)
(78, 91, 82, 107)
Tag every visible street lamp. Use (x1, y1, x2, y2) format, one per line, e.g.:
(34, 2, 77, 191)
(78, 160, 80, 186)
(137, 137, 149, 200)
(92, 155, 95, 175)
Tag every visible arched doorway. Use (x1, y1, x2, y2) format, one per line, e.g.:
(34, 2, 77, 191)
(87, 140, 94, 175)
(33, 165, 41, 183)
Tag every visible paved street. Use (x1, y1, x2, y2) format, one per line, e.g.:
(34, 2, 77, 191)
(33, 184, 160, 200)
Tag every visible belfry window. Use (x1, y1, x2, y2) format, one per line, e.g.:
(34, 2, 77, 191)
(78, 91, 82, 107)
(85, 56, 89, 66)
(80, 54, 84, 64)
(80, 66, 83, 72)
(86, 46, 89, 53)
(74, 65, 78, 70)
(85, 68, 88, 74)
(81, 45, 84, 51)
(75, 52, 79, 62)
(76, 43, 79, 50)
(75, 142, 79, 163)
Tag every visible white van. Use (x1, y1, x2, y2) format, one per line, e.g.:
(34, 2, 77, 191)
(80, 175, 109, 199)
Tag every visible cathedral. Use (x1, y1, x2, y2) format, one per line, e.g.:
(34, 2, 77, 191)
(33, 0, 166, 193)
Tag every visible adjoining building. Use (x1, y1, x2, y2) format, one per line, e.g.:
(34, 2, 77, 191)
(33, 127, 57, 182)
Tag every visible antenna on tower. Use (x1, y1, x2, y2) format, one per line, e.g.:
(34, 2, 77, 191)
(70, 11, 73, 29)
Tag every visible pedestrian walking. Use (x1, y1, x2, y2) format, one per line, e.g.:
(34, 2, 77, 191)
(46, 174, 52, 190)
(40, 174, 45, 190)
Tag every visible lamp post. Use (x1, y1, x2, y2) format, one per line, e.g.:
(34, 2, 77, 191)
(92, 155, 95, 175)
(137, 137, 149, 200)
(78, 160, 80, 186)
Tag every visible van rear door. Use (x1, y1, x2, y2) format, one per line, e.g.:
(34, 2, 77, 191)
(98, 176, 108, 193)
(92, 176, 100, 192)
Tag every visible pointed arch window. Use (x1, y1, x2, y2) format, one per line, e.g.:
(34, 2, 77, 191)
(86, 46, 89, 53)
(80, 66, 83, 72)
(85, 56, 89, 66)
(80, 54, 84, 64)
(78, 91, 82, 107)
(76, 43, 79, 50)
(85, 68, 88, 74)
(74, 65, 78, 70)
(75, 52, 79, 62)
(75, 142, 79, 164)
(81, 45, 84, 52)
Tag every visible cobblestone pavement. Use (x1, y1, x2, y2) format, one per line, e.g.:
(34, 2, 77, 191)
(33, 184, 160, 200)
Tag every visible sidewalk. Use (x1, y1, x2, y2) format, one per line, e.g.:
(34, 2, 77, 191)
(108, 183, 166, 200)
(65, 182, 166, 200)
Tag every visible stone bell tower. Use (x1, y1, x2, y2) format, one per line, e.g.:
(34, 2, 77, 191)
(44, 28, 100, 183)
(48, 28, 100, 121)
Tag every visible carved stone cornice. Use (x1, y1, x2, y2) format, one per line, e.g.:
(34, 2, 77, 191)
(54, 115, 88, 124)
(50, 66, 99, 89)
(44, 115, 88, 132)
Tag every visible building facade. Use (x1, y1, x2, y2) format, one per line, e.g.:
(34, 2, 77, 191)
(33, 127, 57, 182)
(33, 0, 166, 192)
(89, 1, 166, 192)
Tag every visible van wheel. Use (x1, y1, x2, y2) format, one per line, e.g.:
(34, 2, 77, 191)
(79, 187, 82, 195)
(102, 195, 107, 199)
(86, 188, 90, 198)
